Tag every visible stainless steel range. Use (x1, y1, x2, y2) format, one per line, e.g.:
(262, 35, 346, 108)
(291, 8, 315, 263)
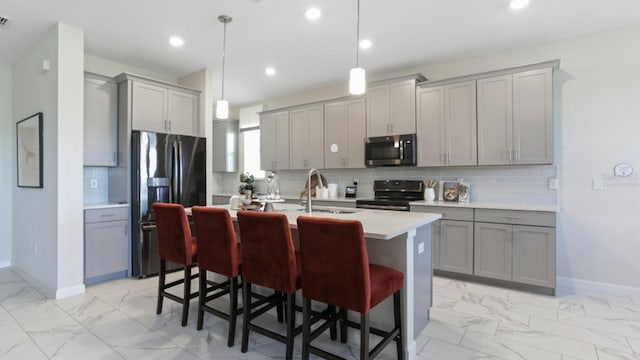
(355, 180, 425, 211)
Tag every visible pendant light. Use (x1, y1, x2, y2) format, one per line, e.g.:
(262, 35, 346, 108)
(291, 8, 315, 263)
(349, 0, 366, 95)
(216, 15, 232, 119)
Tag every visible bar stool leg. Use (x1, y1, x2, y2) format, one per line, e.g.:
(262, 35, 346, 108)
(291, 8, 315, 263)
(276, 291, 284, 323)
(360, 313, 370, 360)
(394, 290, 405, 360)
(228, 276, 239, 347)
(340, 308, 348, 343)
(285, 293, 296, 360)
(302, 297, 312, 360)
(328, 305, 337, 341)
(157, 259, 166, 315)
(181, 265, 192, 326)
(241, 282, 252, 353)
(197, 270, 207, 330)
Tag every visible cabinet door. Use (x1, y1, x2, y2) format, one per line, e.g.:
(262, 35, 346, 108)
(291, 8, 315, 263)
(85, 220, 128, 279)
(445, 81, 477, 166)
(417, 86, 446, 166)
(389, 79, 417, 135)
(131, 81, 167, 133)
(324, 101, 346, 169)
(513, 68, 553, 164)
(439, 220, 474, 274)
(275, 112, 290, 170)
(366, 84, 390, 137)
(307, 106, 324, 169)
(167, 90, 198, 136)
(474, 222, 512, 281)
(289, 109, 308, 169)
(512, 226, 555, 287)
(260, 114, 277, 170)
(84, 75, 117, 166)
(477, 75, 513, 165)
(344, 99, 366, 168)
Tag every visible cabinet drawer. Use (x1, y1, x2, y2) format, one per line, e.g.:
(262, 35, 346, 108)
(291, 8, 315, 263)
(418, 206, 473, 221)
(85, 207, 128, 223)
(475, 209, 555, 227)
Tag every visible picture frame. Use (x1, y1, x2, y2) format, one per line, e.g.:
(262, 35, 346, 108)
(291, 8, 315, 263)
(16, 112, 43, 188)
(442, 181, 459, 202)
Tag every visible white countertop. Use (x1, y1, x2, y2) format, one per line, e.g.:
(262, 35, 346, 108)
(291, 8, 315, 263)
(214, 193, 557, 212)
(84, 203, 129, 210)
(192, 203, 441, 240)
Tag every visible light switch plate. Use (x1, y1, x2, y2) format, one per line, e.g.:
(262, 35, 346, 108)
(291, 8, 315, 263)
(548, 178, 558, 189)
(593, 178, 604, 191)
(418, 242, 424, 254)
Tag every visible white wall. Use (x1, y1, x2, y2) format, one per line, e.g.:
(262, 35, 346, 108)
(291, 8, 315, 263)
(12, 23, 85, 298)
(0, 65, 12, 268)
(229, 24, 640, 289)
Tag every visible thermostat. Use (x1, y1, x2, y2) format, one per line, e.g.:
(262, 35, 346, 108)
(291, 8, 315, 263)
(614, 163, 633, 177)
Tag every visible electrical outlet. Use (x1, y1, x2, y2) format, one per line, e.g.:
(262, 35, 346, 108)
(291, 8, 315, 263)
(418, 242, 425, 254)
(593, 177, 605, 191)
(90, 179, 98, 189)
(548, 178, 558, 190)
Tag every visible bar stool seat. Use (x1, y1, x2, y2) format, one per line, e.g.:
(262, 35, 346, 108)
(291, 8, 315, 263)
(153, 203, 199, 327)
(297, 216, 405, 360)
(191, 206, 243, 346)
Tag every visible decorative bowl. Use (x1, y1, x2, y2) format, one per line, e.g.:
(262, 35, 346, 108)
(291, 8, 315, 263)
(241, 199, 253, 205)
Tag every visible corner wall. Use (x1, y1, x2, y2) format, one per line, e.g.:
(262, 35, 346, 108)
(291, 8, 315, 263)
(0, 65, 12, 268)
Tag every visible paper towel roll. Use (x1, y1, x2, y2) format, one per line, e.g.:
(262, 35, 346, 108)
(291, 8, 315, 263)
(328, 183, 338, 198)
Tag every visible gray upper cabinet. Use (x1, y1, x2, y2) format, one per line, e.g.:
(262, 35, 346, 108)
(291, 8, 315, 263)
(290, 105, 324, 170)
(366, 75, 424, 137)
(119, 74, 200, 136)
(417, 80, 477, 167)
(84, 73, 117, 166)
(478, 68, 553, 165)
(260, 111, 290, 171)
(212, 120, 238, 173)
(324, 98, 366, 169)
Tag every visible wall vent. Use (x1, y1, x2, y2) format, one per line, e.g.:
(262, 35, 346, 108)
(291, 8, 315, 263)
(0, 16, 11, 27)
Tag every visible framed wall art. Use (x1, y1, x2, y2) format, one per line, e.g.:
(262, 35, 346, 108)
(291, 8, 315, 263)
(16, 112, 43, 188)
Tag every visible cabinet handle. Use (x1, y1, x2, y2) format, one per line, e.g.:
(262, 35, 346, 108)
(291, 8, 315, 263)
(101, 214, 115, 218)
(509, 148, 513, 161)
(447, 153, 451, 164)
(515, 149, 520, 161)
(390, 123, 394, 134)
(304, 159, 308, 168)
(168, 120, 171, 131)
(113, 152, 116, 162)
(505, 216, 521, 221)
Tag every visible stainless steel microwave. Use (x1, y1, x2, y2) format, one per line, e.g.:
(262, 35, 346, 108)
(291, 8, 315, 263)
(364, 134, 417, 167)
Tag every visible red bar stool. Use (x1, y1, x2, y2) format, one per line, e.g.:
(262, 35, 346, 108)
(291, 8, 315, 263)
(152, 203, 199, 327)
(236, 211, 302, 360)
(191, 206, 242, 346)
(297, 216, 405, 360)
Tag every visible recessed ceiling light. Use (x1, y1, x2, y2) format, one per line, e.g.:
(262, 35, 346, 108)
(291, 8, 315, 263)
(359, 39, 372, 50)
(169, 36, 184, 47)
(265, 67, 276, 76)
(305, 7, 321, 21)
(510, 0, 529, 10)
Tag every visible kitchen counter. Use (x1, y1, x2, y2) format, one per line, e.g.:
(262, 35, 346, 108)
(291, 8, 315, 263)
(199, 203, 440, 360)
(83, 203, 129, 210)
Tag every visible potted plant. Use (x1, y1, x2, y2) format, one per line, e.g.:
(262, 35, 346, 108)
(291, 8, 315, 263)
(239, 172, 255, 196)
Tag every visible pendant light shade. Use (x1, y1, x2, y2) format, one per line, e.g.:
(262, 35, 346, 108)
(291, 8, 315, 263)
(349, 67, 366, 95)
(349, 0, 366, 95)
(216, 15, 232, 119)
(216, 99, 229, 119)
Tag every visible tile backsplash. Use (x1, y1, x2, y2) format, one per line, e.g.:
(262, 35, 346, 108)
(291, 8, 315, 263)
(213, 165, 558, 207)
(83, 167, 110, 204)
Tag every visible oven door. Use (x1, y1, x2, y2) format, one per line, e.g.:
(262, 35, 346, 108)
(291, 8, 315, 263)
(356, 199, 411, 211)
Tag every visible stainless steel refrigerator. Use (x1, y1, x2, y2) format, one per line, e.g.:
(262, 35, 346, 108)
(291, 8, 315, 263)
(131, 131, 206, 278)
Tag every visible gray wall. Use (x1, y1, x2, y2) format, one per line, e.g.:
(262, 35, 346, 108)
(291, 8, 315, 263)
(0, 65, 12, 267)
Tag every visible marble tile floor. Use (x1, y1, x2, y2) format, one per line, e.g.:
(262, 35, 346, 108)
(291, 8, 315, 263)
(1, 267, 640, 360)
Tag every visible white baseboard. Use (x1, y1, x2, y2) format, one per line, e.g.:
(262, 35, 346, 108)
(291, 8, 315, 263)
(557, 276, 640, 296)
(0, 261, 10, 269)
(11, 266, 86, 299)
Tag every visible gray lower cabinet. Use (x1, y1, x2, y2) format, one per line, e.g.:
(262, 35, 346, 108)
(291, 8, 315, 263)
(84, 207, 129, 284)
(436, 220, 474, 274)
(474, 209, 556, 288)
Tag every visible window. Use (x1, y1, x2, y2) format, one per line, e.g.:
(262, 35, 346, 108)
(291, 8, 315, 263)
(241, 127, 265, 179)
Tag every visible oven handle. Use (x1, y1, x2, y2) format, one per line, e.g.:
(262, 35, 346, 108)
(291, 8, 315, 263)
(356, 204, 409, 211)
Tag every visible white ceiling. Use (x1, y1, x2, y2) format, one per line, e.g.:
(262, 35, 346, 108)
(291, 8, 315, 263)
(2, 0, 640, 106)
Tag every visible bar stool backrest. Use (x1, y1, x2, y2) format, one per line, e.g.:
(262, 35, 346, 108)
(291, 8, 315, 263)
(153, 203, 195, 265)
(237, 211, 298, 294)
(296, 216, 371, 313)
(191, 206, 240, 277)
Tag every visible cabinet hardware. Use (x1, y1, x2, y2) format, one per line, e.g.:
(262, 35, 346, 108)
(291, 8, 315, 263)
(101, 213, 115, 218)
(509, 148, 513, 161)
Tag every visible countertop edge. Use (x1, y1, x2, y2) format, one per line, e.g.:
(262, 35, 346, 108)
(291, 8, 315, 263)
(84, 203, 130, 210)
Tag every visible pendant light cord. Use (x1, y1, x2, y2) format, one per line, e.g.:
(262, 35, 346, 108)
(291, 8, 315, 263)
(355, 0, 360, 68)
(221, 20, 227, 99)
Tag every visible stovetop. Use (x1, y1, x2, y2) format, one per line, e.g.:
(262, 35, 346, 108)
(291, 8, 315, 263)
(355, 180, 425, 211)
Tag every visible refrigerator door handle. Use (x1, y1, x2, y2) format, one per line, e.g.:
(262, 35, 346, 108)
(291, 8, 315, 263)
(177, 141, 184, 204)
(171, 141, 180, 203)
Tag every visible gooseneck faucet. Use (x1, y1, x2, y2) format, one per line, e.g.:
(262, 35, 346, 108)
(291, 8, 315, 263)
(305, 168, 324, 213)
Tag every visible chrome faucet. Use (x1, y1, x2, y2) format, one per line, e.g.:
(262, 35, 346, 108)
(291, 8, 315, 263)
(305, 168, 324, 213)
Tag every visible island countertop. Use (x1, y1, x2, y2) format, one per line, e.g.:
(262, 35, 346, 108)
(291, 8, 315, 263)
(196, 203, 441, 240)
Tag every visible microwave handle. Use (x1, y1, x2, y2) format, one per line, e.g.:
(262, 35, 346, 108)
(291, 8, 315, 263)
(399, 140, 404, 160)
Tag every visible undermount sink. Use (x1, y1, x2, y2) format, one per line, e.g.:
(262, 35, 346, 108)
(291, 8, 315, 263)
(297, 208, 357, 215)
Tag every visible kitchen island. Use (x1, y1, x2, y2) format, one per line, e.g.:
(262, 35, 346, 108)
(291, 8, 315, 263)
(199, 203, 441, 360)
